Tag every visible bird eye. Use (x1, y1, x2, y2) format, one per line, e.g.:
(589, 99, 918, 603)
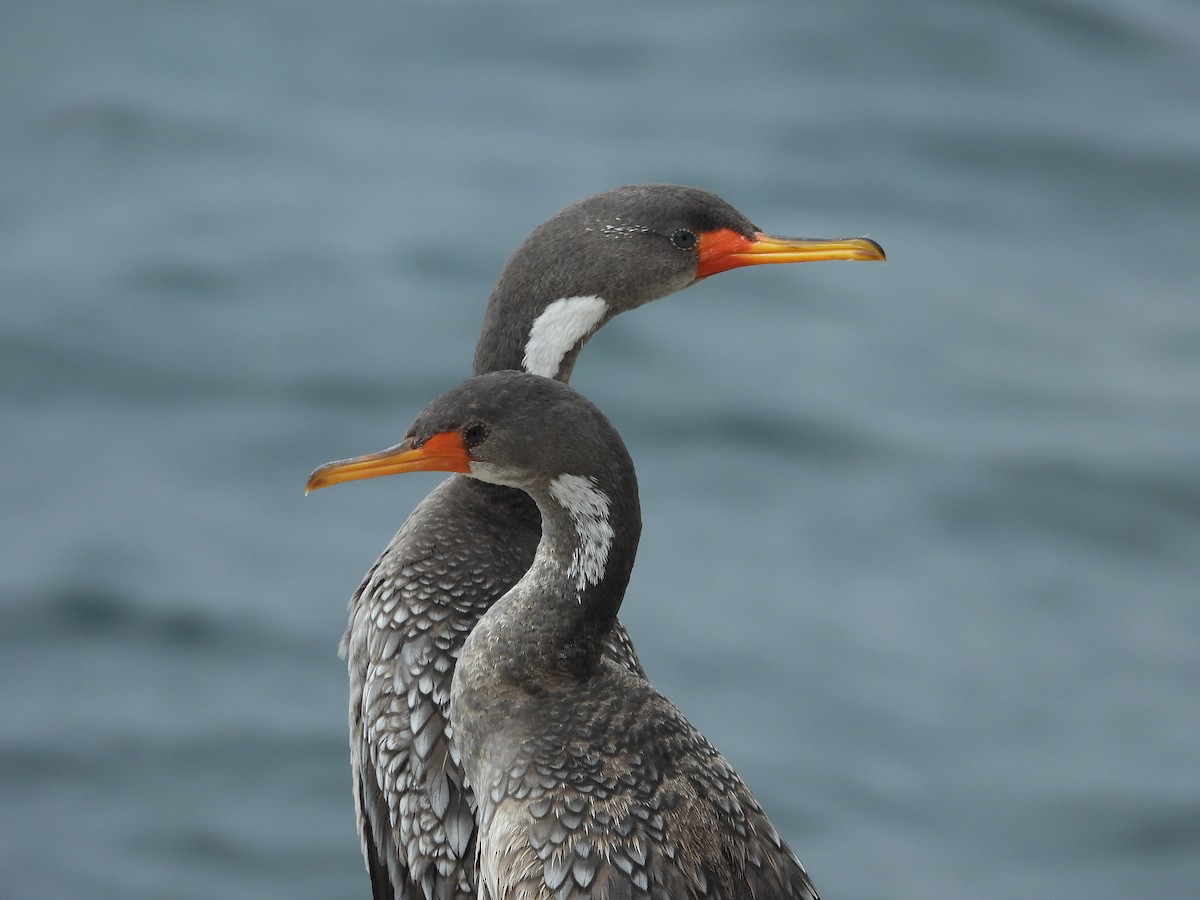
(462, 423, 489, 448)
(670, 229, 699, 251)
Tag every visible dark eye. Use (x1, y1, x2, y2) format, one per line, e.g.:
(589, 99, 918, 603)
(463, 422, 489, 448)
(670, 228, 698, 251)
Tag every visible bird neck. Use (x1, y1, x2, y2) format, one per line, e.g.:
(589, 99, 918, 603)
(471, 219, 629, 382)
(472, 283, 613, 382)
(464, 467, 641, 681)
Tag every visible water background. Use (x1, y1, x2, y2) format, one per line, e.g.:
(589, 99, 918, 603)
(3, 2, 1199, 898)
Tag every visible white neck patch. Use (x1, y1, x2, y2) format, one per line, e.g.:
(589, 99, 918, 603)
(548, 474, 614, 594)
(522, 295, 609, 378)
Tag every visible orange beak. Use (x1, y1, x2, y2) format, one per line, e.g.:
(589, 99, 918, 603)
(305, 431, 470, 494)
(696, 229, 885, 279)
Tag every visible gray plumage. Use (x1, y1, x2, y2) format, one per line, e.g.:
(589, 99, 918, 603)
(344, 474, 646, 900)
(344, 186, 764, 900)
(402, 371, 822, 900)
(337, 186, 877, 899)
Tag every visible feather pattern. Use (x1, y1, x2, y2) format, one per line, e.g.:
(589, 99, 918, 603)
(343, 475, 645, 900)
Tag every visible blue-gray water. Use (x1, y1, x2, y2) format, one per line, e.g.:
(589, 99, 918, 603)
(3, 2, 1199, 898)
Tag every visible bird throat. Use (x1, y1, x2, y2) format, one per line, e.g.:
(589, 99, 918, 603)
(522, 295, 610, 378)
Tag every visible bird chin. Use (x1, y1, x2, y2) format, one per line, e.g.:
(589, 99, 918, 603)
(467, 461, 530, 490)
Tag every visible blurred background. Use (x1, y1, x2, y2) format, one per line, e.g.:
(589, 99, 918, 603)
(3, 2, 1198, 898)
